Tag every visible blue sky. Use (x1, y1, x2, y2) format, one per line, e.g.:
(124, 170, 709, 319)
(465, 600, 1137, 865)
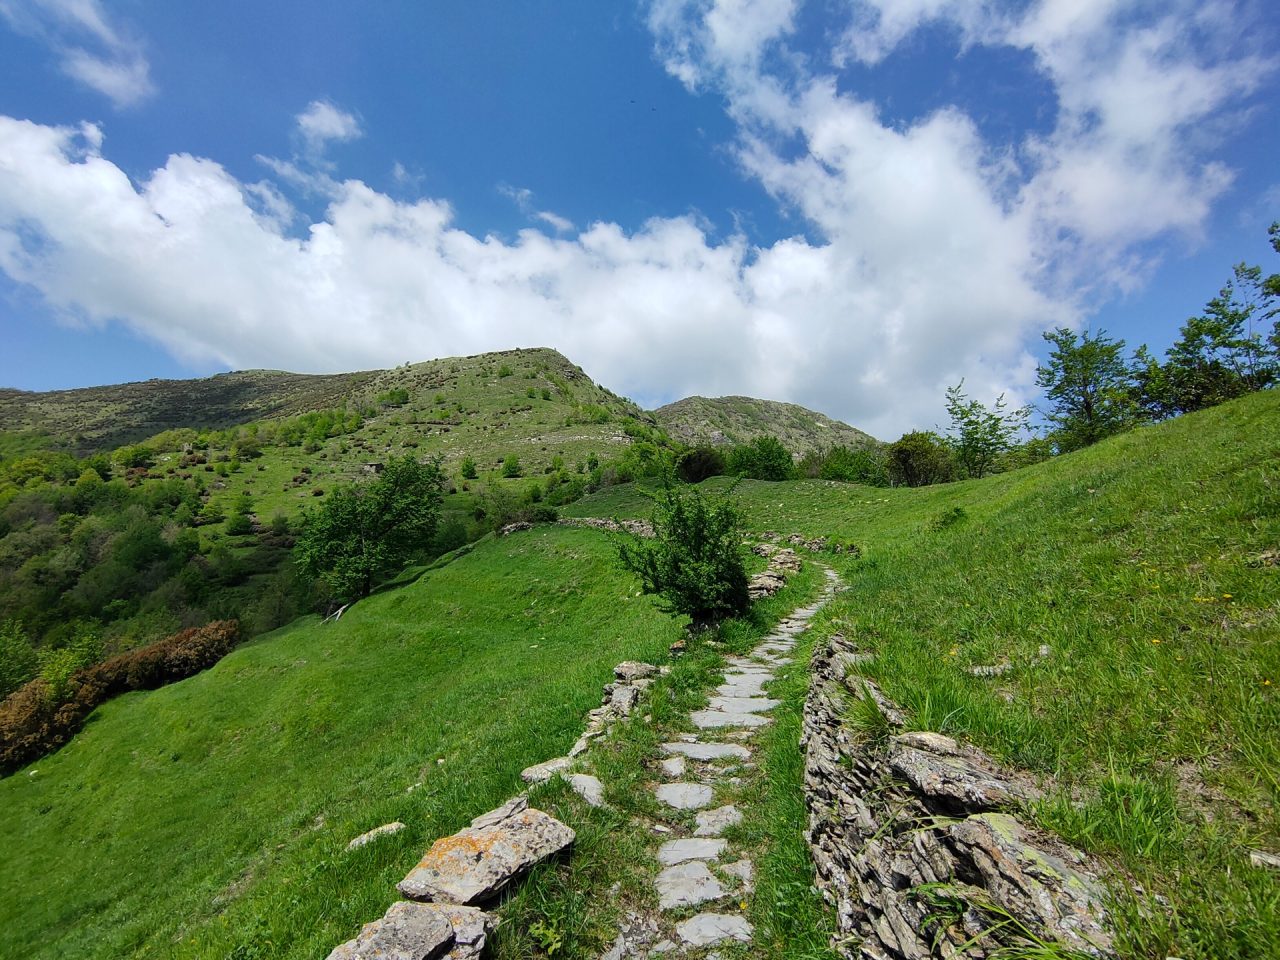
(0, 0, 1276, 437)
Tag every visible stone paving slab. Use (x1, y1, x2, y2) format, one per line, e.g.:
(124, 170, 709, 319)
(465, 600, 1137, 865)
(675, 913, 753, 947)
(656, 861, 727, 909)
(690, 709, 772, 729)
(657, 837, 728, 865)
(705, 695, 781, 713)
(659, 742, 751, 761)
(655, 782, 714, 810)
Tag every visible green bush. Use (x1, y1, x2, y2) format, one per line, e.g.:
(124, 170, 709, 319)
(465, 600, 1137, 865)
(460, 456, 478, 480)
(502, 455, 522, 478)
(676, 446, 727, 483)
(887, 431, 956, 487)
(616, 484, 750, 626)
(726, 436, 795, 480)
(0, 621, 37, 701)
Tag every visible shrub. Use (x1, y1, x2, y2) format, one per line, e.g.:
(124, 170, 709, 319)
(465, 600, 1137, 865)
(502, 455, 522, 479)
(497, 364, 514, 378)
(0, 620, 240, 772)
(616, 483, 750, 627)
(460, 456, 478, 480)
(887, 431, 956, 487)
(726, 436, 795, 480)
(801, 445, 890, 486)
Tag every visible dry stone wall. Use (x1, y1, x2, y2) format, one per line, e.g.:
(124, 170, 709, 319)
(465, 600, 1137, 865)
(802, 633, 1115, 959)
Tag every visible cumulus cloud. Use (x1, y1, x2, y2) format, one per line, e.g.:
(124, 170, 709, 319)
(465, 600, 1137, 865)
(0, 0, 153, 107)
(0, 2, 1273, 437)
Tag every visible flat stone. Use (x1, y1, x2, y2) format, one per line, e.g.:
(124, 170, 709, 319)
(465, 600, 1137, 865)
(889, 733, 1033, 813)
(1250, 849, 1280, 871)
(720, 859, 754, 893)
(346, 821, 406, 851)
(610, 685, 640, 714)
(690, 710, 772, 729)
(706, 696, 780, 713)
(327, 901, 455, 960)
(655, 782, 714, 810)
(658, 838, 728, 865)
(694, 805, 742, 837)
(569, 773, 605, 808)
(398, 797, 575, 904)
(660, 756, 686, 778)
(675, 913, 753, 947)
(656, 861, 726, 910)
(660, 742, 751, 761)
(520, 756, 571, 784)
(615, 661, 658, 682)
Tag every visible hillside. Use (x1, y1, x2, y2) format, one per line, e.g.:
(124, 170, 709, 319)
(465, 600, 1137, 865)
(652, 395, 878, 454)
(0, 369, 376, 454)
(0, 527, 689, 959)
(568, 388, 1280, 959)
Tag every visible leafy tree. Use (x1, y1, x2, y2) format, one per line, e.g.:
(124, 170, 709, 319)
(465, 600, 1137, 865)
(887, 431, 956, 487)
(726, 436, 795, 480)
(1035, 327, 1136, 452)
(296, 455, 446, 602)
(1136, 231, 1279, 418)
(676, 446, 727, 483)
(616, 484, 749, 626)
(944, 381, 1029, 479)
(502, 455, 522, 478)
(459, 456, 478, 480)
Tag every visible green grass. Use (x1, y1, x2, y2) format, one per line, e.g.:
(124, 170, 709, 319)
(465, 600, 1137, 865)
(569, 390, 1280, 959)
(0, 527, 684, 960)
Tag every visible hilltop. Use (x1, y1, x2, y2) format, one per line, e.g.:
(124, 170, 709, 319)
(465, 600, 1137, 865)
(653, 395, 878, 455)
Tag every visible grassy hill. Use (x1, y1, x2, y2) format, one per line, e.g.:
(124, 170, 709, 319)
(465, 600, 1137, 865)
(566, 388, 1280, 959)
(652, 395, 878, 454)
(0, 527, 687, 960)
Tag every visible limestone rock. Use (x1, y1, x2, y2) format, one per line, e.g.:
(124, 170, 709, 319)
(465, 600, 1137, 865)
(569, 773, 605, 808)
(889, 733, 1035, 813)
(660, 742, 750, 761)
(521, 756, 571, 785)
(720, 858, 754, 893)
(655, 782, 713, 810)
(675, 913, 753, 947)
(433, 905, 495, 960)
(656, 861, 726, 910)
(610, 685, 641, 715)
(614, 661, 658, 682)
(690, 708, 771, 729)
(947, 813, 1113, 955)
(398, 796, 575, 904)
(660, 756, 686, 778)
(694, 804, 742, 837)
(327, 901, 455, 960)
(346, 821, 407, 851)
(657, 837, 727, 865)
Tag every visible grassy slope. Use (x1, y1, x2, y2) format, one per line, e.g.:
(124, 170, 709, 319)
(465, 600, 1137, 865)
(569, 390, 1280, 958)
(653, 395, 880, 454)
(0, 527, 683, 960)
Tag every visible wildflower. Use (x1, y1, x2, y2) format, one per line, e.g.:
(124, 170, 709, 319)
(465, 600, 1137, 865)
(1151, 638, 1161, 644)
(1222, 594, 1233, 600)
(1265, 679, 1272, 687)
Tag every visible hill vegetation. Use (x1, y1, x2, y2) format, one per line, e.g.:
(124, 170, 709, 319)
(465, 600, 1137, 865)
(653, 395, 878, 454)
(567, 388, 1280, 959)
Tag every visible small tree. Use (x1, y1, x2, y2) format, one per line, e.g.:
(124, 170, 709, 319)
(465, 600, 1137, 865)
(616, 484, 749, 626)
(676, 446, 727, 483)
(0, 620, 38, 700)
(502, 455, 523, 478)
(887, 431, 956, 487)
(296, 455, 445, 602)
(460, 456, 478, 480)
(944, 381, 1029, 479)
(1036, 327, 1136, 452)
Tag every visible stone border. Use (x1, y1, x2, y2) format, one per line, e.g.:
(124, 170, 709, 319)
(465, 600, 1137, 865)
(802, 633, 1115, 958)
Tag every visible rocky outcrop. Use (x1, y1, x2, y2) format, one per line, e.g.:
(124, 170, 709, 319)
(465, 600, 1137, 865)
(748, 546, 803, 599)
(802, 633, 1114, 958)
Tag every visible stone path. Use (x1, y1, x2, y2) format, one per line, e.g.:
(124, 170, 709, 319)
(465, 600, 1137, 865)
(601, 568, 842, 958)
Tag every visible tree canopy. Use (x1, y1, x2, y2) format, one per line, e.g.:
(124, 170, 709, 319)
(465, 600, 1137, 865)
(296, 455, 445, 603)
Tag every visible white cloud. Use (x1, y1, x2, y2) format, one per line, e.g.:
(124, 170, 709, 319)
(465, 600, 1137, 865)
(0, 2, 1273, 438)
(0, 0, 153, 107)
(295, 100, 362, 155)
